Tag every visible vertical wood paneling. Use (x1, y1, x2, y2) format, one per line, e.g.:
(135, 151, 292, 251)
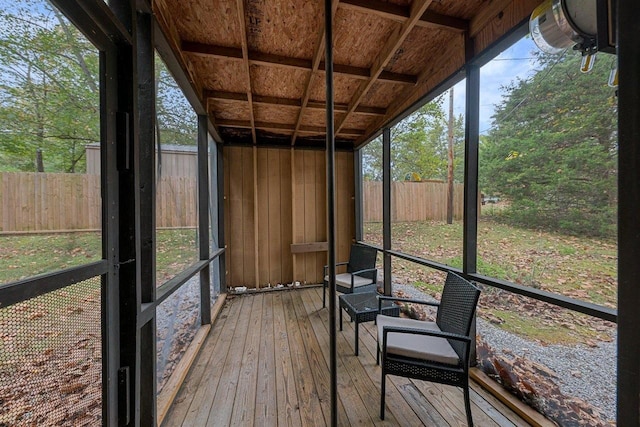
(314, 151, 327, 283)
(257, 148, 270, 286)
(267, 149, 282, 284)
(280, 150, 293, 285)
(227, 147, 244, 286)
(292, 149, 306, 283)
(336, 152, 355, 264)
(242, 147, 256, 287)
(303, 151, 318, 283)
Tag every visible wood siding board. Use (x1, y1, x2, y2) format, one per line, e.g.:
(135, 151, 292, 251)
(242, 147, 256, 287)
(314, 151, 326, 284)
(303, 150, 317, 284)
(257, 148, 270, 286)
(267, 149, 282, 284)
(228, 147, 244, 286)
(292, 149, 306, 282)
(280, 149, 293, 285)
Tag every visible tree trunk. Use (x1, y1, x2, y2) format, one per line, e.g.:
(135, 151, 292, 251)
(446, 88, 454, 224)
(36, 148, 44, 172)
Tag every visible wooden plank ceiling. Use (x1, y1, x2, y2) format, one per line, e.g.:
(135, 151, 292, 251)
(153, 0, 542, 149)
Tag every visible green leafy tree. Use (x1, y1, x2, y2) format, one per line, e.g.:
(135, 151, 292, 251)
(155, 54, 197, 147)
(480, 50, 618, 237)
(361, 96, 464, 182)
(0, 1, 99, 172)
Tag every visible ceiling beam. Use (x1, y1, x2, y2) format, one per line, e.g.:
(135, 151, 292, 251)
(182, 41, 417, 85)
(339, 0, 468, 32)
(234, 0, 256, 143)
(292, 0, 340, 145)
(336, 0, 434, 133)
(216, 119, 365, 136)
(204, 90, 386, 116)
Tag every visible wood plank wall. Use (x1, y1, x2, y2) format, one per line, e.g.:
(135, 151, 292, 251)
(363, 181, 465, 222)
(224, 146, 354, 288)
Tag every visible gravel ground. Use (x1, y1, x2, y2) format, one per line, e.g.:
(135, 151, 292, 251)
(394, 283, 616, 422)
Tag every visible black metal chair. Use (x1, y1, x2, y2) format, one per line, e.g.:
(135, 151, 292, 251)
(323, 243, 378, 308)
(377, 272, 480, 426)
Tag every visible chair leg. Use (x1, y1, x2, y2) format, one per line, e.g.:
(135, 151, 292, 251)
(323, 281, 326, 308)
(463, 385, 473, 426)
(376, 346, 379, 365)
(380, 370, 386, 420)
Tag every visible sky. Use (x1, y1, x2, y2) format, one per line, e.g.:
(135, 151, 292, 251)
(444, 36, 540, 135)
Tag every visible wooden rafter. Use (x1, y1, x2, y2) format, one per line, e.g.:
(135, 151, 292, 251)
(291, 0, 340, 145)
(339, 0, 468, 32)
(216, 119, 365, 136)
(335, 0, 434, 134)
(234, 0, 256, 143)
(204, 90, 386, 116)
(182, 41, 417, 85)
(355, 0, 527, 145)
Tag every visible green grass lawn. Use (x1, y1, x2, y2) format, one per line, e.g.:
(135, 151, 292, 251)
(0, 229, 198, 286)
(365, 219, 617, 344)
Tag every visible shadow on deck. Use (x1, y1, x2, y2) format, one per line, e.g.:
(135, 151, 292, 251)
(163, 287, 532, 426)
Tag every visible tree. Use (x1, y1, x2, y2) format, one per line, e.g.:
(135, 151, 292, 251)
(479, 50, 618, 237)
(361, 95, 464, 183)
(0, 1, 99, 172)
(155, 54, 198, 148)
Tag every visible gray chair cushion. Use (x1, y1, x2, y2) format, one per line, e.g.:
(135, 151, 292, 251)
(377, 315, 459, 366)
(325, 273, 374, 288)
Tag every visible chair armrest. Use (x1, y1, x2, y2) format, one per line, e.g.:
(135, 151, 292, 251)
(324, 261, 349, 276)
(381, 326, 470, 344)
(378, 295, 439, 312)
(351, 267, 377, 277)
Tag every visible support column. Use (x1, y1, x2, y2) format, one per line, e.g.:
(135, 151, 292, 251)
(382, 128, 392, 296)
(354, 149, 363, 242)
(463, 65, 479, 275)
(617, 0, 640, 424)
(324, 0, 337, 424)
(216, 142, 227, 292)
(198, 114, 211, 324)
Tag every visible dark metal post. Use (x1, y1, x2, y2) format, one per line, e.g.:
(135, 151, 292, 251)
(617, 1, 640, 424)
(324, 0, 337, 424)
(135, 9, 157, 425)
(382, 128, 392, 296)
(198, 114, 211, 324)
(464, 63, 480, 366)
(354, 149, 363, 242)
(101, 45, 121, 427)
(216, 142, 226, 292)
(463, 65, 479, 274)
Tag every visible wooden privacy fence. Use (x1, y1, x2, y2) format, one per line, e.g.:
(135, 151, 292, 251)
(363, 181, 465, 222)
(0, 172, 197, 232)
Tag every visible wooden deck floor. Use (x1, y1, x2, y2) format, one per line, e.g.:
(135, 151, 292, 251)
(163, 287, 532, 426)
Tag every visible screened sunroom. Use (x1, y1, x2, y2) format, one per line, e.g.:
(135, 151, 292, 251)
(0, 0, 637, 426)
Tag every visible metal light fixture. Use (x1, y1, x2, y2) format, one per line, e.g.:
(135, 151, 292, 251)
(530, 0, 616, 73)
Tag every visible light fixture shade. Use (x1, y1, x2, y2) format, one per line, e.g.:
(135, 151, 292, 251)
(530, 0, 598, 54)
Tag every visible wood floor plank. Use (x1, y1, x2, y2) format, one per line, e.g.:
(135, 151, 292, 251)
(303, 288, 413, 427)
(206, 296, 253, 426)
(297, 290, 352, 426)
(317, 289, 431, 427)
(178, 295, 244, 426)
(255, 293, 277, 426)
(282, 291, 326, 427)
(289, 290, 333, 426)
(272, 292, 303, 427)
(163, 288, 536, 427)
(161, 303, 232, 426)
(230, 294, 264, 425)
